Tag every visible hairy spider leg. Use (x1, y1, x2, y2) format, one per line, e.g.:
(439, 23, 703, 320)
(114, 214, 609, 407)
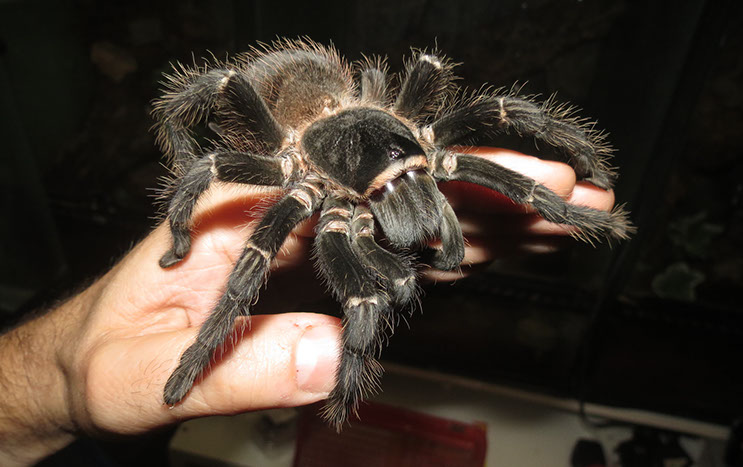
(393, 51, 452, 121)
(159, 150, 294, 268)
(154, 69, 231, 168)
(431, 150, 633, 243)
(154, 68, 284, 172)
(314, 198, 392, 431)
(349, 205, 418, 307)
(163, 181, 323, 405)
(430, 94, 616, 189)
(215, 72, 286, 150)
(358, 58, 388, 105)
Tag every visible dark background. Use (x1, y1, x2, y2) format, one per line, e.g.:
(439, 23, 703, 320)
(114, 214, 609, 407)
(2, 0, 742, 464)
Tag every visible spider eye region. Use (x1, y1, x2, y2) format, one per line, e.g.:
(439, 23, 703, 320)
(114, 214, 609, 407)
(301, 108, 425, 195)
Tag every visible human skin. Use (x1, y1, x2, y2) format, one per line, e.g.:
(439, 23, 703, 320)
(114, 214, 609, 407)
(0, 148, 616, 466)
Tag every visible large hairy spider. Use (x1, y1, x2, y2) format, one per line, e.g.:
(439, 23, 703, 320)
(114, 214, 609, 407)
(153, 39, 631, 430)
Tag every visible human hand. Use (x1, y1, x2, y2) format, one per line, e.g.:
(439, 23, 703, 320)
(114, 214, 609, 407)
(0, 147, 617, 465)
(0, 186, 341, 466)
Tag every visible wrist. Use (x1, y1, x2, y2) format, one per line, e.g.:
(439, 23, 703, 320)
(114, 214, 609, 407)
(0, 290, 90, 465)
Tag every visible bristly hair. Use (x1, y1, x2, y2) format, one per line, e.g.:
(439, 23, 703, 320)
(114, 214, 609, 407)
(235, 37, 356, 123)
(151, 55, 231, 172)
(394, 46, 459, 124)
(356, 53, 391, 107)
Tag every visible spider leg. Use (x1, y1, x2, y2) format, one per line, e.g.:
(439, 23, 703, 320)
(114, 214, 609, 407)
(429, 93, 615, 189)
(431, 150, 633, 242)
(214, 71, 285, 150)
(349, 205, 417, 306)
(358, 56, 388, 105)
(159, 150, 296, 268)
(394, 51, 453, 121)
(153, 68, 284, 171)
(163, 181, 323, 405)
(314, 198, 392, 431)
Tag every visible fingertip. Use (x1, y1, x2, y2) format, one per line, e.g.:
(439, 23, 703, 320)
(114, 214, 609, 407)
(296, 324, 342, 394)
(569, 182, 616, 211)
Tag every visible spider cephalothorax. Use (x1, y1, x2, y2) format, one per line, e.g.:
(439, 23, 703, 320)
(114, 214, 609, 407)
(153, 39, 632, 430)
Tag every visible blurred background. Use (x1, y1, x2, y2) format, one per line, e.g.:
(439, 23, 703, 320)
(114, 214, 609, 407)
(1, 0, 742, 465)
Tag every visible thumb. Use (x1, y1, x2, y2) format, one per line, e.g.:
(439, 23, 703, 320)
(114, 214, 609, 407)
(81, 313, 341, 434)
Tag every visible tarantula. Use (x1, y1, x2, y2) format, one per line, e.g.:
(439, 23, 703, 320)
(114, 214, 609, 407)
(153, 39, 631, 430)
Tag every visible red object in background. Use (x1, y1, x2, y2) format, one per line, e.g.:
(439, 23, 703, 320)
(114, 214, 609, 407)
(294, 402, 487, 467)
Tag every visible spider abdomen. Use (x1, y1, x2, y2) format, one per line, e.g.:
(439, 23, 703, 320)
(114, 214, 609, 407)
(247, 48, 354, 128)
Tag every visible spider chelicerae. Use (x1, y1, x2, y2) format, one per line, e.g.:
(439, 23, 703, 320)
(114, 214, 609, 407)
(153, 38, 632, 430)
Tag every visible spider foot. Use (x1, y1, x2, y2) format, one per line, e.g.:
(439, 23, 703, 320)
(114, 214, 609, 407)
(163, 370, 191, 406)
(159, 248, 186, 268)
(569, 151, 616, 190)
(163, 342, 211, 405)
(582, 172, 616, 191)
(159, 225, 193, 268)
(321, 352, 383, 432)
(601, 204, 635, 242)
